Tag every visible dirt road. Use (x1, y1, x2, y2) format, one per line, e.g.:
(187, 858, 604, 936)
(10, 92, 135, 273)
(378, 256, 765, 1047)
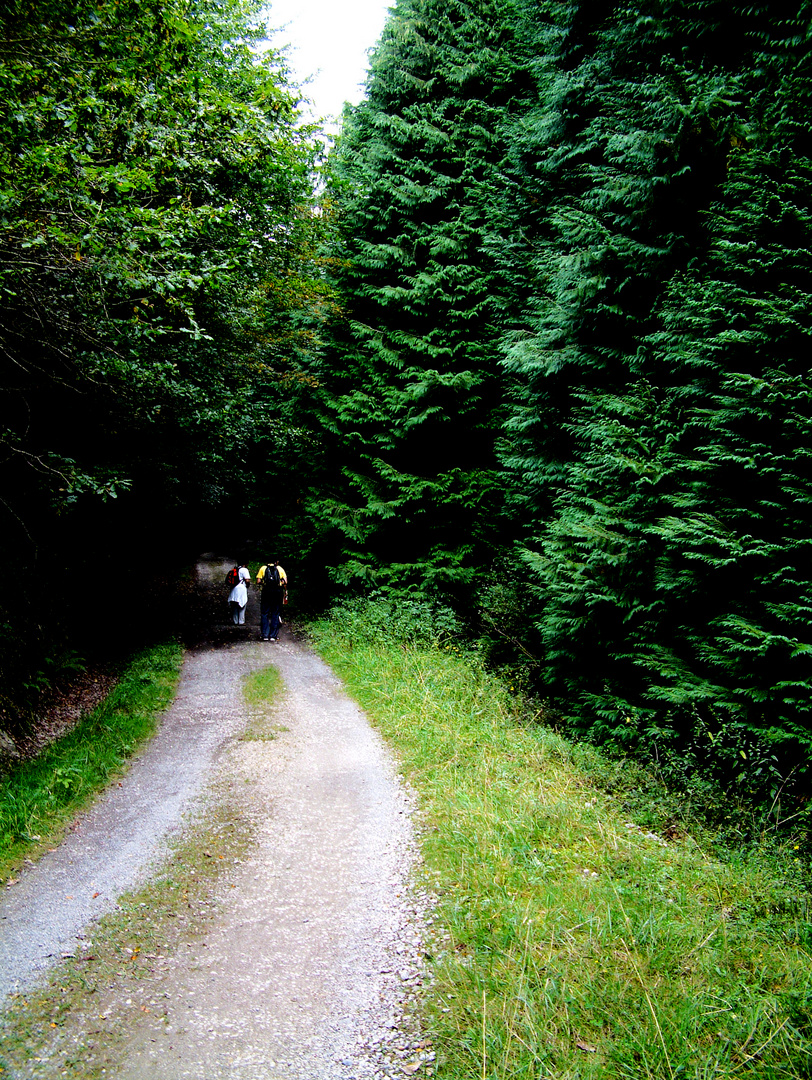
(0, 560, 430, 1079)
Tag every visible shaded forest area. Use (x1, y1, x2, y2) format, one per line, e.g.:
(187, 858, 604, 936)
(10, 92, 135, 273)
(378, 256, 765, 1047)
(2, 0, 811, 834)
(0, 0, 327, 719)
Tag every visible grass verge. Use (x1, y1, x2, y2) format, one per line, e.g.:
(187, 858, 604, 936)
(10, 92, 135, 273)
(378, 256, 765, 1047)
(0, 641, 183, 883)
(311, 612, 812, 1080)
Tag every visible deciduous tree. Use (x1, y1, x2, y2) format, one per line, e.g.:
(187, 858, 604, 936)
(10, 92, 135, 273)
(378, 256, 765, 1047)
(0, 0, 320, 704)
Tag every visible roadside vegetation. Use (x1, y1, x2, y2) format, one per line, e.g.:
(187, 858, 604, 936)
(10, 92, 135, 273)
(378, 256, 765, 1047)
(311, 599, 812, 1080)
(0, 642, 182, 883)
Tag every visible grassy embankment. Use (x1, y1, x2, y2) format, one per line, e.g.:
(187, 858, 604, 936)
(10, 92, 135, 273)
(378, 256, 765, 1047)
(311, 604, 812, 1080)
(0, 641, 183, 883)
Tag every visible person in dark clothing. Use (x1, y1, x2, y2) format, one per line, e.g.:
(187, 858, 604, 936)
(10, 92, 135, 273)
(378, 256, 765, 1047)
(257, 558, 287, 641)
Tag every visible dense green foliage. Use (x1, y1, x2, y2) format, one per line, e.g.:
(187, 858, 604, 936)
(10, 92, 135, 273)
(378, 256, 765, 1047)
(310, 0, 526, 600)
(3, 0, 811, 814)
(0, 0, 322, 705)
(317, 0, 812, 803)
(499, 1, 812, 772)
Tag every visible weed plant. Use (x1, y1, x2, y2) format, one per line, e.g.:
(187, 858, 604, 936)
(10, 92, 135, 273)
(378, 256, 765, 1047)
(0, 641, 182, 881)
(312, 601, 812, 1079)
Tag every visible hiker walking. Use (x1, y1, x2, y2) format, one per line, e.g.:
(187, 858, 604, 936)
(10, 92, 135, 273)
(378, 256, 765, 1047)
(257, 558, 287, 641)
(227, 561, 251, 625)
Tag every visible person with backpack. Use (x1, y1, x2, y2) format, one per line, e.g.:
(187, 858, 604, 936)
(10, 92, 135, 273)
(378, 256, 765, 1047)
(256, 558, 287, 641)
(226, 561, 251, 625)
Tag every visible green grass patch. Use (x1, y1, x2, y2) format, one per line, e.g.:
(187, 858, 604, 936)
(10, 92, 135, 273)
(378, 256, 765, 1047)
(240, 665, 287, 741)
(311, 612, 812, 1080)
(0, 640, 183, 882)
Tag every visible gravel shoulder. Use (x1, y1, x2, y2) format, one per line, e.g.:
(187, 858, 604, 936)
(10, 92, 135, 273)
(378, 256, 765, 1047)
(0, 560, 430, 1079)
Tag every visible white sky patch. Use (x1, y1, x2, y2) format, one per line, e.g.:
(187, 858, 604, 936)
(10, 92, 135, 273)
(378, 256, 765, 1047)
(263, 0, 393, 130)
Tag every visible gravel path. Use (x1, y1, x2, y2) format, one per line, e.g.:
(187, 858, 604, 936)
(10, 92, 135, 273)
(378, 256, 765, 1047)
(0, 560, 431, 1078)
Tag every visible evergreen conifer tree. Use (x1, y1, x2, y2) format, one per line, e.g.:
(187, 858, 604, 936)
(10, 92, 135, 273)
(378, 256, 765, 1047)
(313, 0, 525, 601)
(499, 0, 812, 771)
(643, 3, 812, 758)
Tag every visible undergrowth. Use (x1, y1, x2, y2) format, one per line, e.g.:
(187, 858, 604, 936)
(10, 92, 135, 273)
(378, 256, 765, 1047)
(0, 641, 182, 882)
(311, 599, 812, 1080)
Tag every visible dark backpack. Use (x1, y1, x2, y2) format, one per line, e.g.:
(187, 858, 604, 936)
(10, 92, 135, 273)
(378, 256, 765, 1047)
(225, 565, 241, 588)
(263, 564, 281, 589)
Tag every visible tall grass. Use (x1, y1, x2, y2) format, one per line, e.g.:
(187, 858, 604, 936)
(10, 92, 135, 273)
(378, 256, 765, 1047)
(0, 641, 182, 880)
(312, 603, 812, 1080)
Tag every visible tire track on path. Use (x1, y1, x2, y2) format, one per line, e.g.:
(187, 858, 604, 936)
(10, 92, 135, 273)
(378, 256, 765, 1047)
(0, 559, 427, 1079)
